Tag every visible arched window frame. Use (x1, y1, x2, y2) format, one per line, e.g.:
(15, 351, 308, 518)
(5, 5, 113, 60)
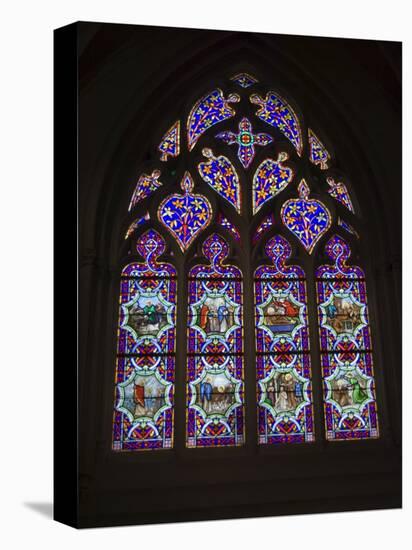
(112, 69, 384, 454)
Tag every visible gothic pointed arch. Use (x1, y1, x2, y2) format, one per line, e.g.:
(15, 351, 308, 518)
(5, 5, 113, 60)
(109, 66, 384, 451)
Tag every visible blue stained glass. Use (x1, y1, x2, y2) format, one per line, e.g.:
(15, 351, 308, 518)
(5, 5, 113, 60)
(187, 89, 240, 151)
(217, 213, 240, 242)
(230, 72, 258, 88)
(281, 179, 332, 254)
(338, 217, 359, 239)
(327, 177, 355, 213)
(250, 91, 303, 156)
(216, 117, 273, 169)
(124, 212, 150, 239)
(253, 152, 294, 214)
(158, 171, 212, 252)
(253, 214, 275, 245)
(198, 148, 241, 213)
(159, 120, 180, 161)
(308, 128, 330, 169)
(129, 170, 163, 211)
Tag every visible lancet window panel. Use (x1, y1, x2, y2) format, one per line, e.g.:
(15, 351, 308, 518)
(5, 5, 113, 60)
(254, 235, 315, 445)
(186, 234, 245, 448)
(316, 235, 379, 441)
(112, 230, 177, 451)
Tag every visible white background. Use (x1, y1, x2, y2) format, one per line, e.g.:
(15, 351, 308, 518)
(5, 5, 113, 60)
(0, 0, 409, 547)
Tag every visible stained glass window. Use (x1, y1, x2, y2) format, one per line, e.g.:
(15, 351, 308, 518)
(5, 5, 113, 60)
(308, 128, 330, 169)
(230, 72, 258, 88)
(327, 177, 354, 213)
(116, 72, 382, 453)
(112, 230, 177, 451)
(158, 171, 212, 252)
(186, 234, 244, 447)
(124, 212, 150, 239)
(217, 213, 240, 242)
(316, 235, 379, 440)
(255, 235, 314, 443)
(250, 91, 303, 156)
(187, 89, 240, 151)
(252, 214, 275, 245)
(252, 152, 294, 214)
(338, 217, 359, 239)
(216, 117, 273, 169)
(129, 170, 163, 211)
(281, 179, 331, 254)
(158, 120, 180, 161)
(198, 148, 241, 213)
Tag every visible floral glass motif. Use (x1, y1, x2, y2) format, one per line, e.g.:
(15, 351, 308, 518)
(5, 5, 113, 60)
(217, 213, 240, 242)
(216, 117, 273, 169)
(187, 89, 240, 151)
(308, 128, 330, 170)
(198, 148, 241, 213)
(158, 171, 212, 252)
(253, 152, 294, 214)
(128, 170, 163, 211)
(250, 91, 303, 156)
(327, 177, 354, 213)
(255, 235, 314, 444)
(112, 230, 177, 451)
(186, 234, 244, 447)
(338, 217, 359, 239)
(316, 235, 379, 440)
(158, 120, 180, 161)
(281, 179, 332, 254)
(230, 72, 258, 88)
(252, 214, 275, 245)
(125, 212, 150, 239)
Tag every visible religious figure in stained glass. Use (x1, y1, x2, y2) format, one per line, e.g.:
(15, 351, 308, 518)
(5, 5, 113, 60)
(187, 89, 240, 151)
(112, 230, 176, 450)
(186, 234, 244, 447)
(158, 120, 180, 161)
(230, 72, 258, 88)
(281, 179, 332, 253)
(255, 235, 314, 444)
(327, 176, 354, 213)
(198, 148, 241, 213)
(252, 152, 294, 214)
(316, 235, 379, 440)
(158, 171, 212, 252)
(128, 170, 163, 211)
(250, 91, 303, 156)
(216, 117, 273, 169)
(308, 128, 330, 169)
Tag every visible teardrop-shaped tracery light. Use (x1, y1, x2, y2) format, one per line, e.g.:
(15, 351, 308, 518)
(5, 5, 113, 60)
(158, 172, 212, 252)
(250, 91, 303, 156)
(187, 89, 240, 151)
(198, 148, 241, 213)
(281, 180, 332, 253)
